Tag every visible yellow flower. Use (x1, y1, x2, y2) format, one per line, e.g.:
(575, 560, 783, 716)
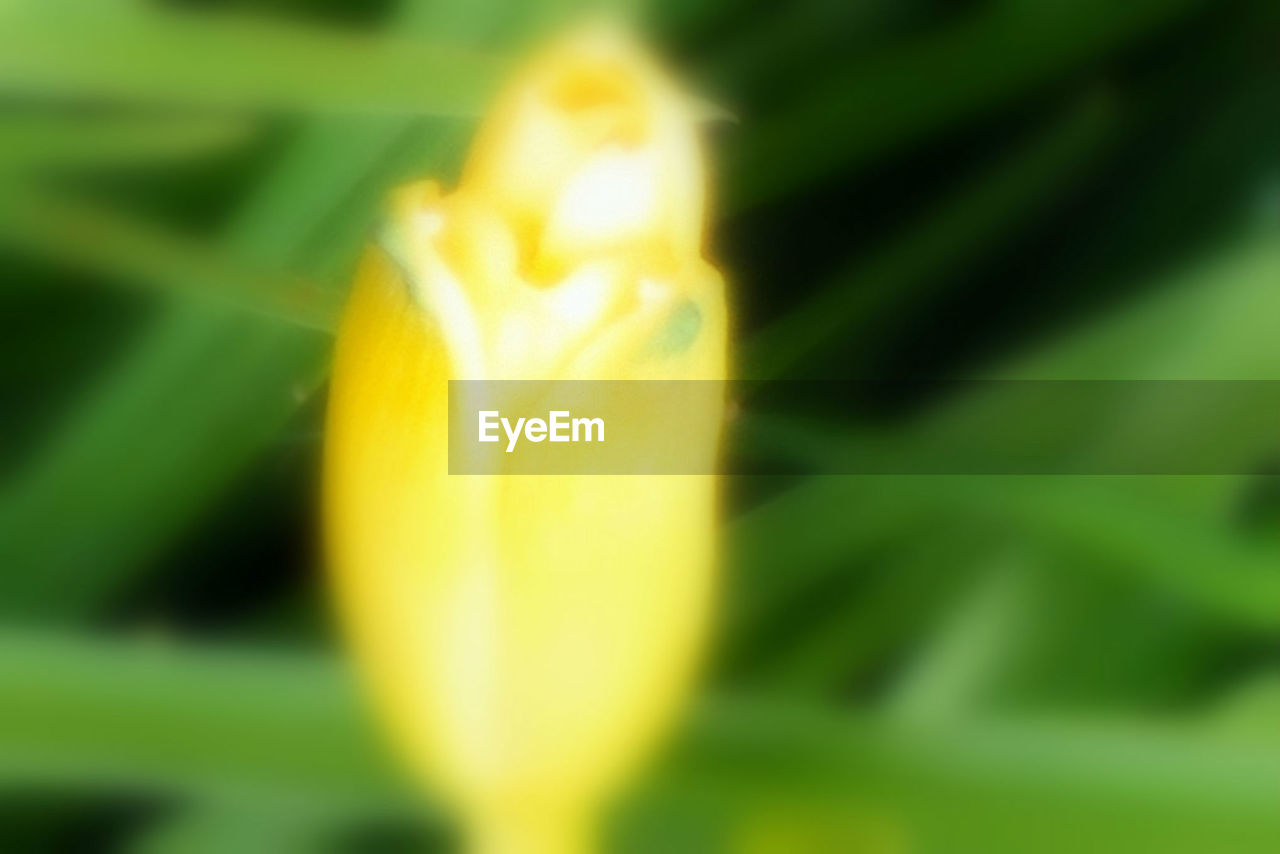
(324, 24, 727, 853)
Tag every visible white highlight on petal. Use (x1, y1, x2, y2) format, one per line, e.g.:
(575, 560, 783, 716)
(549, 146, 658, 248)
(400, 207, 487, 378)
(547, 264, 616, 329)
(638, 277, 670, 306)
(414, 210, 446, 239)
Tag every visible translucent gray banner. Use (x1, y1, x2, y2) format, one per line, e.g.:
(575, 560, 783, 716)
(448, 381, 1280, 475)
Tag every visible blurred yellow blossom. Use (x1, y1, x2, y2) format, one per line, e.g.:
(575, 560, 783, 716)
(325, 23, 727, 854)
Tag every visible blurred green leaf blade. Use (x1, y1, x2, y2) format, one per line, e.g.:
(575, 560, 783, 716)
(0, 2, 504, 115)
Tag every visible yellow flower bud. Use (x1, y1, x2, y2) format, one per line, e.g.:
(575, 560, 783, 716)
(324, 24, 727, 854)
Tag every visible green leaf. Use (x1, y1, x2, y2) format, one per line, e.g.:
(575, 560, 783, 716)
(0, 6, 493, 621)
(732, 470, 1280, 632)
(0, 117, 419, 618)
(677, 698, 1280, 854)
(729, 523, 990, 697)
(0, 2, 503, 115)
(725, 0, 1206, 210)
(0, 114, 254, 175)
(128, 801, 378, 854)
(1, 632, 1278, 853)
(743, 91, 1116, 381)
(734, 225, 1280, 640)
(0, 631, 405, 810)
(0, 191, 342, 331)
(883, 558, 1041, 721)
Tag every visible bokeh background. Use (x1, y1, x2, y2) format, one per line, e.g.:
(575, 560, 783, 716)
(2, 0, 1278, 851)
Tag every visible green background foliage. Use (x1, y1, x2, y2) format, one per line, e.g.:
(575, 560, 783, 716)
(0, 0, 1277, 850)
